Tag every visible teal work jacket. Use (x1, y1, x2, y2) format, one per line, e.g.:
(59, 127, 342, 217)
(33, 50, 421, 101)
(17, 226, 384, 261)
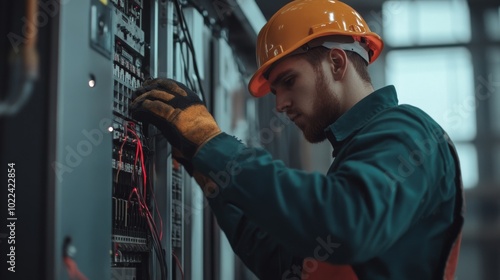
(193, 85, 464, 280)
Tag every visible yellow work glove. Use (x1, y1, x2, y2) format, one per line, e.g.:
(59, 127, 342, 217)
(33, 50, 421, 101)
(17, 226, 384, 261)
(129, 78, 221, 168)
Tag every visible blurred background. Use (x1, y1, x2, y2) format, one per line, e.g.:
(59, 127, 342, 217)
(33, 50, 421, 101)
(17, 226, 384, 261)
(1, 0, 499, 279)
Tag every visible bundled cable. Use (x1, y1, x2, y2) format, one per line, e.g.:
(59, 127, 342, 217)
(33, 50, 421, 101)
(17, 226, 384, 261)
(125, 121, 167, 279)
(172, 0, 207, 103)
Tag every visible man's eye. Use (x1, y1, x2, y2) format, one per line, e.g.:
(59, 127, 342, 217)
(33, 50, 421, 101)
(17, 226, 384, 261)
(284, 77, 295, 87)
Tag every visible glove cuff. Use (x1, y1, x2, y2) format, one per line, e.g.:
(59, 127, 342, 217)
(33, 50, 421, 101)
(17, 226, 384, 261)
(194, 130, 222, 158)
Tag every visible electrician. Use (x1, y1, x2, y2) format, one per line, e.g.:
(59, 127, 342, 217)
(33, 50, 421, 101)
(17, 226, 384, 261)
(130, 0, 464, 279)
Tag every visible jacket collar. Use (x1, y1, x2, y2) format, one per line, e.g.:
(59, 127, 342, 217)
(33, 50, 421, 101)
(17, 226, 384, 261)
(325, 85, 399, 150)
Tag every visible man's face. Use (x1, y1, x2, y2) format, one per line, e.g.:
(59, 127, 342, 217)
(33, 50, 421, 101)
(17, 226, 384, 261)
(268, 54, 342, 143)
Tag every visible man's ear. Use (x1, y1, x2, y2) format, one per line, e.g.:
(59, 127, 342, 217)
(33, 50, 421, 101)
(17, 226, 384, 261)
(328, 48, 348, 81)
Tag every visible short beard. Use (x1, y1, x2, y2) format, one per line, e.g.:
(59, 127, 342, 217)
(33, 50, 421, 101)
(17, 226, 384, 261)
(302, 69, 342, 143)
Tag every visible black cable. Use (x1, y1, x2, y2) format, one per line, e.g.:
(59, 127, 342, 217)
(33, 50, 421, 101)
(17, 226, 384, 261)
(129, 192, 166, 279)
(131, 141, 167, 280)
(178, 0, 252, 90)
(146, 212, 167, 280)
(184, 0, 226, 33)
(144, 175, 168, 280)
(178, 39, 197, 91)
(172, 0, 208, 104)
(175, 2, 201, 91)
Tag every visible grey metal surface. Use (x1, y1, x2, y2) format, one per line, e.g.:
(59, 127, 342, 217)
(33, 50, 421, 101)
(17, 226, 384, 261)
(111, 267, 137, 280)
(52, 0, 113, 279)
(153, 1, 175, 279)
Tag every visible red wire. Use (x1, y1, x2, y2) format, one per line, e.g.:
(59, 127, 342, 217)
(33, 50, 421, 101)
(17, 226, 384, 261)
(127, 127, 147, 192)
(172, 251, 185, 279)
(128, 186, 166, 279)
(130, 187, 162, 244)
(132, 139, 140, 184)
(138, 140, 146, 197)
(125, 123, 164, 241)
(136, 140, 162, 239)
(123, 122, 167, 275)
(128, 187, 146, 210)
(115, 135, 128, 183)
(135, 135, 163, 240)
(148, 180, 164, 240)
(64, 256, 89, 280)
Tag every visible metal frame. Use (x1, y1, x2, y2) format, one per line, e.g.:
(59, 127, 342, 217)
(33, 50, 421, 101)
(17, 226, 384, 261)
(49, 0, 114, 279)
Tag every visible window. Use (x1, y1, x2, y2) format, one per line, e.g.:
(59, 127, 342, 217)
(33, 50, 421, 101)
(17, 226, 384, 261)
(487, 48, 500, 136)
(386, 47, 476, 141)
(383, 0, 471, 46)
(484, 6, 500, 41)
(455, 143, 479, 189)
(386, 47, 478, 188)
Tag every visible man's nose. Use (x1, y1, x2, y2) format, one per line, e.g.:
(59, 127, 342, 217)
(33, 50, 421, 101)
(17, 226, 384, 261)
(275, 91, 291, 113)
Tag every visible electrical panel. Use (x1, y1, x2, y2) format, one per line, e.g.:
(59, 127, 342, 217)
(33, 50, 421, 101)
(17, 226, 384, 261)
(171, 163, 185, 279)
(109, 1, 191, 279)
(46, 0, 259, 279)
(106, 0, 260, 276)
(110, 1, 153, 279)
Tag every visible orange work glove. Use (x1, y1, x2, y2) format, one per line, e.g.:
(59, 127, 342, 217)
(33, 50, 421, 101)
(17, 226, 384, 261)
(129, 78, 221, 165)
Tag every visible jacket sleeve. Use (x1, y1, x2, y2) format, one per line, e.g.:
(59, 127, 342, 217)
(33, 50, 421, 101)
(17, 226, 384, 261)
(208, 196, 304, 280)
(193, 114, 456, 264)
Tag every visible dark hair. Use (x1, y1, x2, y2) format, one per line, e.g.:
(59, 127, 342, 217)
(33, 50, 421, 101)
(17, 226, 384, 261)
(302, 46, 372, 84)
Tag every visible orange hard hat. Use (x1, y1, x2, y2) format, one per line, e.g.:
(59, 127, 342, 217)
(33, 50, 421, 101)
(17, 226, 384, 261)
(248, 0, 384, 97)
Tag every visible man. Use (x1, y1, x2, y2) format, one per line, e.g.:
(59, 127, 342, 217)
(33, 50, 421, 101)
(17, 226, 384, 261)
(130, 0, 464, 279)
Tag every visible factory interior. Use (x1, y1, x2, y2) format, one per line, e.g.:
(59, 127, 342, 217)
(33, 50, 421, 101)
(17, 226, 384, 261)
(1, 0, 499, 279)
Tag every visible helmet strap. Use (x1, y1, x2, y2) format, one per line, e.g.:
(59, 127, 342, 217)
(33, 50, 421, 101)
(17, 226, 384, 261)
(318, 41, 369, 64)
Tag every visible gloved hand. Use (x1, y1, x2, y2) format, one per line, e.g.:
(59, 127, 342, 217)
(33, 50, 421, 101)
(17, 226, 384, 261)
(130, 78, 221, 161)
